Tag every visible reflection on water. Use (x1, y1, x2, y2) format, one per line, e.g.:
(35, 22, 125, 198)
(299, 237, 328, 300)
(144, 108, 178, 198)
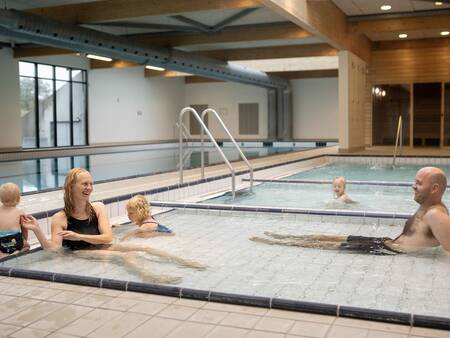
(0, 146, 304, 193)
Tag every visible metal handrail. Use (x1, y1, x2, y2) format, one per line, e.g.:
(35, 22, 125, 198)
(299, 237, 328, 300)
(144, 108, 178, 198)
(200, 108, 254, 193)
(179, 107, 236, 198)
(393, 115, 403, 166)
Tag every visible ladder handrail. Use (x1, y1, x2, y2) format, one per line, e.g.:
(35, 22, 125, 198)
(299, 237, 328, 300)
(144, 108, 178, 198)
(200, 108, 254, 193)
(393, 115, 403, 166)
(179, 107, 236, 198)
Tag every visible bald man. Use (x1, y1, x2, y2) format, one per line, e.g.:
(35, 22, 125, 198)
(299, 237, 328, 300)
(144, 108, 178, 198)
(251, 167, 450, 255)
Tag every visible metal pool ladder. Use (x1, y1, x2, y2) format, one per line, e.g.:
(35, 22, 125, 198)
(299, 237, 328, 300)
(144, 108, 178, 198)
(179, 107, 251, 199)
(200, 108, 253, 194)
(393, 115, 403, 166)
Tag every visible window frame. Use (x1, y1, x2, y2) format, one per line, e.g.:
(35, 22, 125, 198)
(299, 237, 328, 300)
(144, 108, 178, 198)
(19, 60, 88, 149)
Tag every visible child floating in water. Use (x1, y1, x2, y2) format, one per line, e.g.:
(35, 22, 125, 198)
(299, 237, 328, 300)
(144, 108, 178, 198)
(121, 195, 174, 241)
(332, 176, 354, 203)
(0, 183, 29, 256)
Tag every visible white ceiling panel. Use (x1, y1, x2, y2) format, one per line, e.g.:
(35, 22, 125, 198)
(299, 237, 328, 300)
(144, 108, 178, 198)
(230, 56, 338, 72)
(333, 0, 450, 15)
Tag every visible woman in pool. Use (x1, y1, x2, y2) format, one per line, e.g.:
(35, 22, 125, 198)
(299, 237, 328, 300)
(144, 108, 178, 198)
(121, 195, 174, 241)
(21, 168, 205, 283)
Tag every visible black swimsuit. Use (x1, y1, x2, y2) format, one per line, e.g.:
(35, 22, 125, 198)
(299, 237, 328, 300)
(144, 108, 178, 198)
(340, 236, 402, 255)
(62, 209, 101, 250)
(0, 231, 23, 254)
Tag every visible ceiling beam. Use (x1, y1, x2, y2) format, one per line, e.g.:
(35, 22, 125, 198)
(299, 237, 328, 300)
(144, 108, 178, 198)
(184, 69, 338, 83)
(14, 46, 73, 58)
(13, 22, 312, 58)
(351, 13, 450, 34)
(134, 22, 312, 47)
(195, 44, 337, 61)
(76, 44, 337, 70)
(258, 0, 371, 62)
(27, 0, 260, 24)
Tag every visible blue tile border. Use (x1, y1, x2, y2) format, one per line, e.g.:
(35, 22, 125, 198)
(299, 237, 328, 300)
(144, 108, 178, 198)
(149, 201, 412, 220)
(0, 268, 448, 331)
(340, 305, 412, 326)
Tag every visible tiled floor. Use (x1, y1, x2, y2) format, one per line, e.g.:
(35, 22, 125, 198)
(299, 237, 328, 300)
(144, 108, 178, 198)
(0, 276, 448, 338)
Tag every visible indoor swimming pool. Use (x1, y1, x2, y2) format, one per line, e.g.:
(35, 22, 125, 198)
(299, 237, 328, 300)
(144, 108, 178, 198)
(289, 161, 450, 182)
(0, 144, 310, 193)
(207, 181, 437, 213)
(2, 208, 449, 319)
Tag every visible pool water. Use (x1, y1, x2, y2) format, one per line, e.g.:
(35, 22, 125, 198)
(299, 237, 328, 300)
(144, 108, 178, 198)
(207, 181, 449, 213)
(289, 162, 450, 182)
(3, 209, 449, 318)
(0, 145, 306, 193)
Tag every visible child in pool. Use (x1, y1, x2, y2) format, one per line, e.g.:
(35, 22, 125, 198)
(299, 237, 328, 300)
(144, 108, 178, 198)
(332, 176, 354, 203)
(0, 183, 29, 256)
(121, 195, 174, 241)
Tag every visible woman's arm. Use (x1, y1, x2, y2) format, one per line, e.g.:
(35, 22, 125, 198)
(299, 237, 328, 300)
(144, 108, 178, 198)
(58, 202, 113, 245)
(21, 213, 65, 251)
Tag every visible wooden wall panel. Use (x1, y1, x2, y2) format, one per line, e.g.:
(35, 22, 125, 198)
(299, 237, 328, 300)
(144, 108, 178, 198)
(365, 44, 450, 146)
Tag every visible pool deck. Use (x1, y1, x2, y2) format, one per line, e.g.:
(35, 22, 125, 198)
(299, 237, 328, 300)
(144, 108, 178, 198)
(5, 145, 450, 337)
(0, 276, 445, 338)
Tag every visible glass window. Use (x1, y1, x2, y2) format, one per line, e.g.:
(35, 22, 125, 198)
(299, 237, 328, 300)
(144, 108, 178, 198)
(444, 83, 450, 146)
(37, 64, 53, 79)
(55, 66, 70, 81)
(56, 80, 71, 146)
(73, 83, 87, 146)
(38, 79, 55, 147)
(71, 69, 85, 82)
(20, 77, 36, 148)
(372, 84, 410, 146)
(413, 83, 441, 147)
(19, 62, 88, 148)
(19, 62, 35, 77)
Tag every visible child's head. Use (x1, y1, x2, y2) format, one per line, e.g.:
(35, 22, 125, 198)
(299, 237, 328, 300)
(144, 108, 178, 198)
(332, 176, 346, 197)
(126, 195, 151, 223)
(0, 183, 21, 207)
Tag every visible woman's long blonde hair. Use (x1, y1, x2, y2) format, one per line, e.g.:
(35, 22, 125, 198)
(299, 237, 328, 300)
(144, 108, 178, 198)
(63, 168, 93, 218)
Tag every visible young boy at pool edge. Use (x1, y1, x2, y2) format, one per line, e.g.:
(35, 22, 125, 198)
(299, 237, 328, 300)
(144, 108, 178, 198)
(121, 195, 174, 241)
(0, 183, 29, 256)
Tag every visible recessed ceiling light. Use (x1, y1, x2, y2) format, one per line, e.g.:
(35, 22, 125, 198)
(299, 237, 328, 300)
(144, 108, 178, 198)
(145, 65, 165, 71)
(440, 31, 450, 36)
(435, 1, 443, 6)
(398, 33, 408, 39)
(380, 5, 392, 10)
(86, 54, 112, 62)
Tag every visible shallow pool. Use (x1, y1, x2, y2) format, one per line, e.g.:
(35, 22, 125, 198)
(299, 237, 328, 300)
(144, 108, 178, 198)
(2, 209, 449, 318)
(289, 162, 450, 182)
(206, 181, 449, 213)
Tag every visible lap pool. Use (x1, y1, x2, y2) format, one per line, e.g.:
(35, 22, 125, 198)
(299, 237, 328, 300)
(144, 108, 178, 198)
(0, 143, 312, 193)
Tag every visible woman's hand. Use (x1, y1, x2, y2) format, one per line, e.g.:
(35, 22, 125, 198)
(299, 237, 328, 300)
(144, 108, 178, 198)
(20, 215, 40, 232)
(57, 230, 81, 241)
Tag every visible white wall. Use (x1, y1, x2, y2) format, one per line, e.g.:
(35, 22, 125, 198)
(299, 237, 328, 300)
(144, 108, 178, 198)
(88, 67, 185, 144)
(184, 82, 268, 139)
(0, 48, 21, 149)
(291, 78, 338, 140)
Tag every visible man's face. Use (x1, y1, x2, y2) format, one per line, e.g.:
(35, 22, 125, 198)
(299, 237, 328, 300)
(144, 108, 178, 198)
(412, 169, 433, 204)
(73, 172, 93, 200)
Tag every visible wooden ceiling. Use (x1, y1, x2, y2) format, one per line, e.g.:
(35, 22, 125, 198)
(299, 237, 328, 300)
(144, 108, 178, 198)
(2, 0, 448, 78)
